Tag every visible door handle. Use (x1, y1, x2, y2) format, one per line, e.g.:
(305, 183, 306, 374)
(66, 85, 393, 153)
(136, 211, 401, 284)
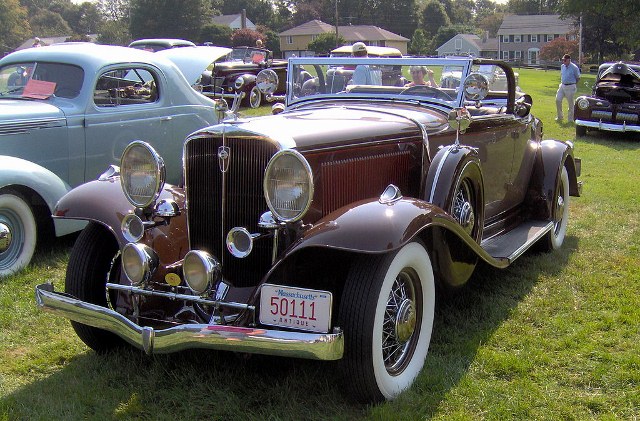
(161, 116, 172, 122)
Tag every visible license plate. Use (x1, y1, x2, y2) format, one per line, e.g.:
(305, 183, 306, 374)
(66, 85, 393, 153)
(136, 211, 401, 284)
(259, 284, 332, 333)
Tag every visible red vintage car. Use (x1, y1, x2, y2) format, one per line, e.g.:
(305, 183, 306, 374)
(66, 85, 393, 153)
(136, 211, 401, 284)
(36, 56, 581, 403)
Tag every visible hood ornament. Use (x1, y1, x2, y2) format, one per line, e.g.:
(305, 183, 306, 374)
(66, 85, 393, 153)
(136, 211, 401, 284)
(218, 145, 230, 173)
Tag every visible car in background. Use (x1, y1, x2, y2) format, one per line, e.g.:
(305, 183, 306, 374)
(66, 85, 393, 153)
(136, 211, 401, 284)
(441, 62, 520, 91)
(574, 61, 640, 137)
(155, 45, 232, 90)
(36, 56, 581, 403)
(199, 46, 288, 108)
(329, 45, 402, 58)
(0, 43, 227, 276)
(128, 38, 196, 52)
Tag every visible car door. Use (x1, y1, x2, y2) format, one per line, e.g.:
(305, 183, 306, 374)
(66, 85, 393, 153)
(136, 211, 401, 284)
(83, 64, 176, 183)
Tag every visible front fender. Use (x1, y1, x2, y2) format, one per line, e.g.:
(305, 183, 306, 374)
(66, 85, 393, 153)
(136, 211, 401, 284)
(53, 178, 186, 248)
(270, 196, 497, 288)
(0, 155, 84, 236)
(0, 155, 71, 211)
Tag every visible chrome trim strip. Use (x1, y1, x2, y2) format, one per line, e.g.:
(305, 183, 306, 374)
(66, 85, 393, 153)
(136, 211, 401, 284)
(36, 283, 343, 360)
(575, 119, 640, 133)
(428, 146, 453, 203)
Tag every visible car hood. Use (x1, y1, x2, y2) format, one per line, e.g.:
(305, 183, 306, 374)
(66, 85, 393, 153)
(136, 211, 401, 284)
(156, 46, 232, 84)
(195, 103, 449, 150)
(0, 99, 66, 135)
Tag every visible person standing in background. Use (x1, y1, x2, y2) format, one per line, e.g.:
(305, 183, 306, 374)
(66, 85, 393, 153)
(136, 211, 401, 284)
(32, 37, 42, 48)
(556, 54, 580, 123)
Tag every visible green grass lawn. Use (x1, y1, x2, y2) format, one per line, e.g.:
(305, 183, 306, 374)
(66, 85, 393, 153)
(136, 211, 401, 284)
(1, 68, 639, 421)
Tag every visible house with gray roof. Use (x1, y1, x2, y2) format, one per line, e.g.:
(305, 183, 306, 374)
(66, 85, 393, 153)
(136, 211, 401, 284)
(498, 14, 577, 65)
(436, 33, 498, 59)
(212, 14, 256, 31)
(278, 20, 409, 58)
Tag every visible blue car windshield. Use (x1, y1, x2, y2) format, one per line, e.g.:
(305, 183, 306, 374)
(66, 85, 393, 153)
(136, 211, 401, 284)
(0, 62, 84, 99)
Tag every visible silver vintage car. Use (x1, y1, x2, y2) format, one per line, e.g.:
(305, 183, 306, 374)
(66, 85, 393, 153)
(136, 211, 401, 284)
(0, 43, 228, 276)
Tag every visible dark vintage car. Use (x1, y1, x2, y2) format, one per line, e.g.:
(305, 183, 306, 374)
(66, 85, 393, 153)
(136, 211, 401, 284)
(36, 57, 582, 402)
(574, 61, 640, 136)
(199, 46, 288, 108)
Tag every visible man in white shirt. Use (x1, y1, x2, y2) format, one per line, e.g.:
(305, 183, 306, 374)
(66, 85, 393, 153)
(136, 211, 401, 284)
(351, 42, 382, 85)
(556, 54, 581, 123)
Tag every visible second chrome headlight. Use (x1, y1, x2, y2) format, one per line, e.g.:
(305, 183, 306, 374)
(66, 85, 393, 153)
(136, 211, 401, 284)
(263, 150, 313, 222)
(120, 141, 165, 208)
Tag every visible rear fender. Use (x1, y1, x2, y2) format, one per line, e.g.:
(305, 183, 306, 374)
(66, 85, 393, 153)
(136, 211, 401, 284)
(526, 139, 580, 220)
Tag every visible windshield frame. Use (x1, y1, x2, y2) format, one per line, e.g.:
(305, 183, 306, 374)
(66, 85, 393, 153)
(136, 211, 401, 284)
(285, 57, 473, 108)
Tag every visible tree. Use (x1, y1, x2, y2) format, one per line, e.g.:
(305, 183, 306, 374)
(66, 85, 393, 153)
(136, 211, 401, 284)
(29, 9, 72, 37)
(540, 37, 578, 61)
(377, 0, 419, 39)
(230, 28, 263, 47)
(506, 0, 561, 14)
(307, 33, 346, 55)
(198, 23, 233, 46)
(448, 0, 474, 25)
(422, 1, 450, 38)
(97, 0, 130, 21)
(0, 0, 31, 51)
(408, 28, 430, 56)
(97, 19, 130, 45)
(559, 0, 638, 63)
(477, 12, 503, 37)
(129, 0, 211, 40)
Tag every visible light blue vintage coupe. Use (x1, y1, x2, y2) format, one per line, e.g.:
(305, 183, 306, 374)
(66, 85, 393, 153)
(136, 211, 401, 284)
(0, 43, 229, 276)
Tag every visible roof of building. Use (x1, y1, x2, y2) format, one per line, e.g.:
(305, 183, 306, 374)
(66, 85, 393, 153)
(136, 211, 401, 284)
(437, 34, 498, 53)
(212, 14, 254, 27)
(280, 20, 409, 42)
(498, 14, 575, 35)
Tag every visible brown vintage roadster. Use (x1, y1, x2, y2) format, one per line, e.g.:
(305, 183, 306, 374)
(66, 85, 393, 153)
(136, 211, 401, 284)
(36, 56, 581, 403)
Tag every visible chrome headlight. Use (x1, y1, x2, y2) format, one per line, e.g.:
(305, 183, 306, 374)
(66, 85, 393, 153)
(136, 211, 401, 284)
(122, 243, 158, 286)
(577, 97, 590, 110)
(234, 76, 245, 90)
(263, 150, 314, 222)
(120, 141, 165, 208)
(183, 250, 220, 295)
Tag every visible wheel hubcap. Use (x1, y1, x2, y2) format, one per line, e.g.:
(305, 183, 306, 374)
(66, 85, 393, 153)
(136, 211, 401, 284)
(383, 271, 420, 373)
(554, 195, 565, 232)
(395, 299, 416, 343)
(0, 222, 12, 253)
(453, 181, 475, 236)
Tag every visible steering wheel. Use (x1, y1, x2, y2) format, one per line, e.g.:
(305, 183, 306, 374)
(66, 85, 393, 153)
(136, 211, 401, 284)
(400, 85, 453, 101)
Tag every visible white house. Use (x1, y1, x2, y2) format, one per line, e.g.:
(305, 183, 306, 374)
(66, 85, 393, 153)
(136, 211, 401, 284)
(436, 33, 498, 59)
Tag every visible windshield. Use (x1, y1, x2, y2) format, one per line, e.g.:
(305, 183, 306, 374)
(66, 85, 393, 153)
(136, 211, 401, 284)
(0, 61, 84, 99)
(286, 57, 469, 107)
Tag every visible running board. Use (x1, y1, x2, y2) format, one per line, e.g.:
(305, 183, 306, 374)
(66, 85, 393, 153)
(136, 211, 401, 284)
(481, 220, 553, 264)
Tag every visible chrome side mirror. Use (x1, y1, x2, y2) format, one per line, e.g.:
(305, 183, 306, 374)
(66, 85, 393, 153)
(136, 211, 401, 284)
(463, 73, 489, 101)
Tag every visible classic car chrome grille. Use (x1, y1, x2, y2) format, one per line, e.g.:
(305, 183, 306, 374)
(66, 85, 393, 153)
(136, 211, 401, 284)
(591, 110, 612, 120)
(321, 150, 412, 215)
(185, 136, 278, 287)
(616, 112, 638, 122)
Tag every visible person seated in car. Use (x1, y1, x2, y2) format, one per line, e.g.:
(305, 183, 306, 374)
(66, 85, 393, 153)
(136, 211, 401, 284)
(405, 66, 437, 87)
(7, 66, 28, 87)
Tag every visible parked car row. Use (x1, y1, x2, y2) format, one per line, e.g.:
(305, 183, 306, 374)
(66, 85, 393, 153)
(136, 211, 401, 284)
(33, 55, 582, 402)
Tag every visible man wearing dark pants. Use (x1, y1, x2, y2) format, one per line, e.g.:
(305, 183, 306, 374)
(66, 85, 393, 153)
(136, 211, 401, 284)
(556, 54, 580, 123)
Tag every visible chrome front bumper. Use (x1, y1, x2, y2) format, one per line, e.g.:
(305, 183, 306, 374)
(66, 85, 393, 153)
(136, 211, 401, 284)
(35, 283, 343, 360)
(575, 119, 640, 133)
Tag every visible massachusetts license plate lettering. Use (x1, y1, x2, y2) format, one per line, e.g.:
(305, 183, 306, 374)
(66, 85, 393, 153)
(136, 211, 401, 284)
(259, 284, 332, 333)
